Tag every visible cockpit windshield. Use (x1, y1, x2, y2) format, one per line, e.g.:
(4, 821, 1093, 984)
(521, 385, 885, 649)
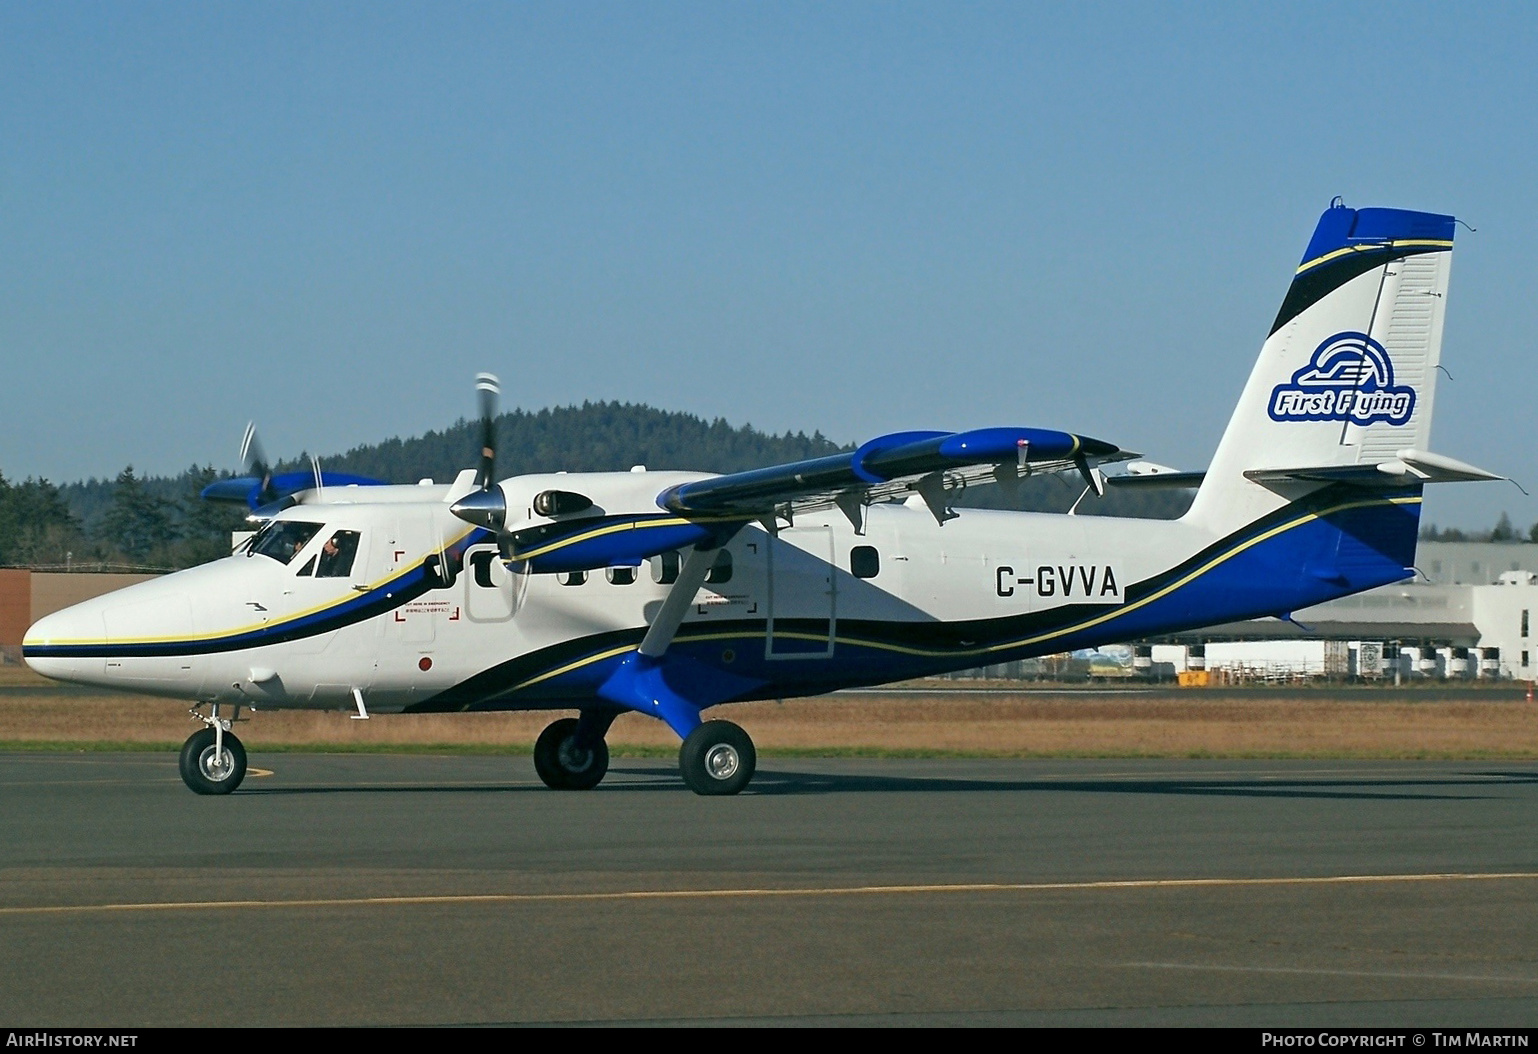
(248, 520, 323, 564)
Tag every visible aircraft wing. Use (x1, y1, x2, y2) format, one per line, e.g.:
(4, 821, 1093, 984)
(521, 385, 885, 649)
(658, 427, 1131, 525)
(201, 470, 387, 513)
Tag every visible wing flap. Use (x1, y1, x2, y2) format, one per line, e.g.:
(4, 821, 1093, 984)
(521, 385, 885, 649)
(658, 426, 1128, 518)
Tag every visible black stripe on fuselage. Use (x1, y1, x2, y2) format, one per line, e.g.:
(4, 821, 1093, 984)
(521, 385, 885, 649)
(408, 484, 1419, 713)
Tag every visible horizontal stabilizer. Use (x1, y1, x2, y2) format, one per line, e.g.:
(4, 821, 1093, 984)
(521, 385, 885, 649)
(1105, 471, 1206, 491)
(1244, 449, 1504, 488)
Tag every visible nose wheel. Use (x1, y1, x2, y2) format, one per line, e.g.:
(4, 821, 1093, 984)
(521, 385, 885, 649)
(679, 720, 756, 796)
(533, 717, 610, 790)
(179, 705, 248, 795)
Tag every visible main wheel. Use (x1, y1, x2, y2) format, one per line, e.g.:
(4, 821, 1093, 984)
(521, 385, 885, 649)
(533, 717, 610, 790)
(178, 728, 247, 795)
(679, 720, 756, 796)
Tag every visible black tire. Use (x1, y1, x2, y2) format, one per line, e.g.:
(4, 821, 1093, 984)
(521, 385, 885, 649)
(178, 727, 247, 795)
(679, 720, 756, 796)
(532, 718, 610, 790)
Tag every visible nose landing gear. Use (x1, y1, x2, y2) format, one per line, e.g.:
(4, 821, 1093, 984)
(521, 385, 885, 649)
(179, 704, 248, 795)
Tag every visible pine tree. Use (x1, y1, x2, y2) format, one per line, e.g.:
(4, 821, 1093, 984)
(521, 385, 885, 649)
(99, 466, 175, 561)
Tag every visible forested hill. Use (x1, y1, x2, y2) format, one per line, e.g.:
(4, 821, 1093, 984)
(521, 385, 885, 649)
(300, 401, 847, 486)
(54, 401, 846, 526)
(4, 396, 1533, 572)
(6, 401, 1202, 570)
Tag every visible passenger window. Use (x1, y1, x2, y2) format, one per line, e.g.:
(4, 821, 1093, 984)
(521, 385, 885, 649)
(316, 531, 361, 578)
(607, 566, 637, 585)
(706, 550, 732, 584)
(249, 521, 323, 564)
(652, 551, 681, 585)
(560, 571, 588, 586)
(851, 545, 880, 579)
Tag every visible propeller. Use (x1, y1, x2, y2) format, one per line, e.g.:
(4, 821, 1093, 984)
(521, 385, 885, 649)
(240, 422, 278, 509)
(202, 423, 388, 513)
(451, 373, 508, 531)
(474, 372, 499, 489)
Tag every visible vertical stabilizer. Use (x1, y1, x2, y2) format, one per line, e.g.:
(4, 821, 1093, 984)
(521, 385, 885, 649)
(1185, 203, 1456, 535)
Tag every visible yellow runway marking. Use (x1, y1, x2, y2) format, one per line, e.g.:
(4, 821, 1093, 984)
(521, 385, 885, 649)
(3, 871, 1537, 917)
(1125, 962, 1538, 985)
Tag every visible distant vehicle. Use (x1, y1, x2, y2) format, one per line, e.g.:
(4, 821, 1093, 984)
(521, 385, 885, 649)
(24, 202, 1499, 796)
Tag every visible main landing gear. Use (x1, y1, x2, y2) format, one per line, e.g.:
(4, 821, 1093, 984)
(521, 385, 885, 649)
(531, 712, 757, 796)
(179, 704, 248, 795)
(533, 716, 610, 790)
(679, 720, 756, 796)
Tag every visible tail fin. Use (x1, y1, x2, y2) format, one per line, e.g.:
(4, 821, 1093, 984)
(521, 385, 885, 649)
(1185, 203, 1456, 534)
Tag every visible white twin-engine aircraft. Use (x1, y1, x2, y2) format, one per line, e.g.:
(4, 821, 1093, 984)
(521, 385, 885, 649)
(24, 202, 1503, 796)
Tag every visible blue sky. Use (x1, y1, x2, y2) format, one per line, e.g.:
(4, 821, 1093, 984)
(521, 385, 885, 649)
(2, 2, 1534, 530)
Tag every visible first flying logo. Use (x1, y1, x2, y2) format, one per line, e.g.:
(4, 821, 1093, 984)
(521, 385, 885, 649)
(1268, 331, 1416, 427)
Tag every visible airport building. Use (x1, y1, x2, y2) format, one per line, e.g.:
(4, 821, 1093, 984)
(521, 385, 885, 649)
(0, 569, 158, 664)
(950, 542, 1538, 682)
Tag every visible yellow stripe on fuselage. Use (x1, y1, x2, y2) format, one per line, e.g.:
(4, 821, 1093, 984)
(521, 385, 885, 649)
(512, 517, 696, 561)
(508, 495, 1421, 687)
(41, 524, 481, 648)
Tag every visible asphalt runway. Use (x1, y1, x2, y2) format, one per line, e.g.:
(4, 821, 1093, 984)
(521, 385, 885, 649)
(3, 752, 1538, 1026)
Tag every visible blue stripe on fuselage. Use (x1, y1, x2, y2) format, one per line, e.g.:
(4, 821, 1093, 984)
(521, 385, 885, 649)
(23, 527, 495, 659)
(413, 487, 1422, 711)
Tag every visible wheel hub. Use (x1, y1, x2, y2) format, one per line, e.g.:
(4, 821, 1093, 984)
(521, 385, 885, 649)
(704, 743, 740, 780)
(198, 745, 233, 782)
(557, 738, 594, 774)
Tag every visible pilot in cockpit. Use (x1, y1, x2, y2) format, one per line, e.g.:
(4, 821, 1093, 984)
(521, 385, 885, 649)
(316, 530, 360, 578)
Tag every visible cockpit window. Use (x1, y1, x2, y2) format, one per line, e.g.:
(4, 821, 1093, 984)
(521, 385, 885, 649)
(249, 521, 323, 564)
(316, 530, 361, 578)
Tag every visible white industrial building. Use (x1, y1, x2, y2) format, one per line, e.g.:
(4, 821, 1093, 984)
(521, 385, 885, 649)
(1150, 541, 1538, 681)
(947, 542, 1538, 682)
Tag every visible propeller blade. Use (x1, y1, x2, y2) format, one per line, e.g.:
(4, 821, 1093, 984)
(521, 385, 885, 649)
(240, 422, 276, 508)
(452, 373, 507, 531)
(473, 373, 500, 491)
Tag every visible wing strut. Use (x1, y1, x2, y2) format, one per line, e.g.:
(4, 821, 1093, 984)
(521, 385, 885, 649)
(596, 529, 764, 738)
(638, 544, 720, 658)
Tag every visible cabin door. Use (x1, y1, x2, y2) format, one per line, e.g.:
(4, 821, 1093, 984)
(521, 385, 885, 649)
(765, 524, 837, 660)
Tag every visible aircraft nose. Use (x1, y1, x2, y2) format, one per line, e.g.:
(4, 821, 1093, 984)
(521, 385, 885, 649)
(22, 604, 107, 685)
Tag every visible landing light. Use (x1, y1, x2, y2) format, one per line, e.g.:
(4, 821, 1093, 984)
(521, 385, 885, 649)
(532, 490, 593, 517)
